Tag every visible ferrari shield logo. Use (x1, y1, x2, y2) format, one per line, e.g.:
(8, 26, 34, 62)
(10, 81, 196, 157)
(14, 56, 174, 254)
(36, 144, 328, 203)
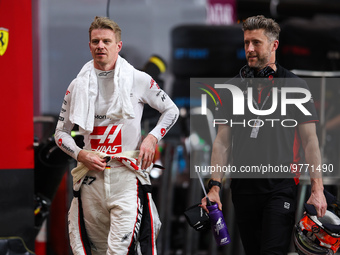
(0, 27, 9, 56)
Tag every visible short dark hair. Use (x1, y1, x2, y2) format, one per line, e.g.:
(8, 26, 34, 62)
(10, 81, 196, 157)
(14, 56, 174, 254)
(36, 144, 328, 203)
(242, 15, 280, 42)
(89, 16, 121, 42)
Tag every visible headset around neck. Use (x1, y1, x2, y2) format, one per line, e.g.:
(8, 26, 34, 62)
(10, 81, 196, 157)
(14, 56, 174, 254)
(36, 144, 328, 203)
(240, 63, 276, 79)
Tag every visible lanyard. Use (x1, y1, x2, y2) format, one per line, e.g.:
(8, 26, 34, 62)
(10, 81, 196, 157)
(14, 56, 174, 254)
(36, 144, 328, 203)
(249, 88, 272, 139)
(252, 88, 272, 111)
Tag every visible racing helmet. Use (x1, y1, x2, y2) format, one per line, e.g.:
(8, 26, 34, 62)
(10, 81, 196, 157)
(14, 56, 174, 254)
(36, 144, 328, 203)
(294, 208, 340, 255)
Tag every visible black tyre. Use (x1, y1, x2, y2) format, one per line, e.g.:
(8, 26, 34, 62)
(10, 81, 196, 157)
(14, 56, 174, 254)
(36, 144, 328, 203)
(171, 24, 245, 78)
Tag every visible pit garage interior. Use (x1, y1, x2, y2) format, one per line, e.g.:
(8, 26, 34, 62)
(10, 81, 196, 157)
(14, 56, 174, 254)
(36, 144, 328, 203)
(1, 0, 340, 254)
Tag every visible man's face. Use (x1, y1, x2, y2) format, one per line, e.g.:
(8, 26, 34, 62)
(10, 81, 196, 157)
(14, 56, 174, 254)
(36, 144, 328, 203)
(89, 29, 122, 71)
(244, 29, 277, 71)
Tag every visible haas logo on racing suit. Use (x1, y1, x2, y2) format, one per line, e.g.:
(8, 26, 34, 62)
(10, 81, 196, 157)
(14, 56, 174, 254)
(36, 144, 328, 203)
(89, 124, 123, 155)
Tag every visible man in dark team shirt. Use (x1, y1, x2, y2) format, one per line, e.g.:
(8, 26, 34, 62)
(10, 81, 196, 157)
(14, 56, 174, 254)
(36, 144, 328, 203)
(201, 15, 327, 254)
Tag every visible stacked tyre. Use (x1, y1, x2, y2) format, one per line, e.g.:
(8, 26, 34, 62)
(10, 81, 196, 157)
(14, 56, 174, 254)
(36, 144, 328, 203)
(278, 16, 340, 71)
(170, 24, 245, 101)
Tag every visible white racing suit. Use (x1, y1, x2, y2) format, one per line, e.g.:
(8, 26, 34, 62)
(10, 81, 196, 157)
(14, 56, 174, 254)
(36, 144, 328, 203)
(69, 151, 161, 255)
(54, 57, 179, 254)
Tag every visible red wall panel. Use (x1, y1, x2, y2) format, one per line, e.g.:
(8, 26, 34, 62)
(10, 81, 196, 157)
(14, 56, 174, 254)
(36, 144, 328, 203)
(0, 0, 34, 169)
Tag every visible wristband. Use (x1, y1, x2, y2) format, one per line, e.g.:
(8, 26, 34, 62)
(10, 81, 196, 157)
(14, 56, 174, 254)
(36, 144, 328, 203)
(208, 179, 222, 191)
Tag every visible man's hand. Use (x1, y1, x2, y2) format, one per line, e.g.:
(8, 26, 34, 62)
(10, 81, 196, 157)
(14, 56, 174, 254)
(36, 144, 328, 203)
(306, 179, 327, 218)
(201, 186, 223, 213)
(77, 150, 107, 172)
(137, 134, 158, 170)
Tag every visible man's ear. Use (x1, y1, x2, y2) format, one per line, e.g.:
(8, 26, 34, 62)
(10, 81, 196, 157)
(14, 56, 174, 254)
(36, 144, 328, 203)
(117, 41, 123, 52)
(272, 40, 279, 52)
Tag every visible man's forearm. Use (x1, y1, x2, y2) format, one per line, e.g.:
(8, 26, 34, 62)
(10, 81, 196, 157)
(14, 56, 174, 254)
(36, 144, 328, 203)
(306, 143, 324, 195)
(304, 136, 323, 181)
(303, 132, 325, 204)
(210, 139, 231, 182)
(299, 122, 327, 217)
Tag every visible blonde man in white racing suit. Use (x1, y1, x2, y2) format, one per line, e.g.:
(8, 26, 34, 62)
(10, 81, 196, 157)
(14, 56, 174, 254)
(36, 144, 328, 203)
(55, 16, 179, 255)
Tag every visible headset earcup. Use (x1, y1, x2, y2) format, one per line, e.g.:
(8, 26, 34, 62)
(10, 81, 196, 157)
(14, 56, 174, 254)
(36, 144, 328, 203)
(256, 66, 275, 78)
(241, 65, 255, 78)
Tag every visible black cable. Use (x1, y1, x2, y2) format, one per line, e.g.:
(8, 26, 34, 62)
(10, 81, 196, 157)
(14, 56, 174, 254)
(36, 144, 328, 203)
(106, 0, 110, 18)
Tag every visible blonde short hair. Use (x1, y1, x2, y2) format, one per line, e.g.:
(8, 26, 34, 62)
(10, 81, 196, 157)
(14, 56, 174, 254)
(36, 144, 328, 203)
(89, 16, 121, 42)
